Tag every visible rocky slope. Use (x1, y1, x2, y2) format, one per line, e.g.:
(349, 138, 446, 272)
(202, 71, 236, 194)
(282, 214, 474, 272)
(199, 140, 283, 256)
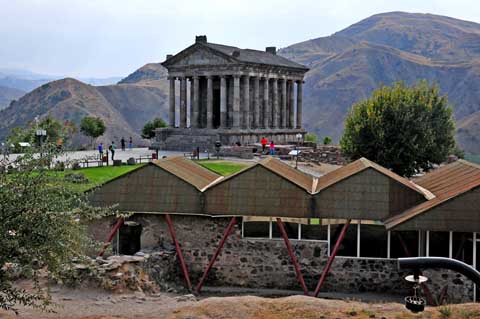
(0, 78, 168, 147)
(279, 12, 480, 153)
(0, 85, 25, 110)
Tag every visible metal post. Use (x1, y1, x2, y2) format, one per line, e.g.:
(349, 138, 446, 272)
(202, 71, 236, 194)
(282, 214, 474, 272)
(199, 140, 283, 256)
(357, 222, 361, 258)
(276, 218, 309, 295)
(98, 217, 124, 257)
(449, 231, 453, 259)
(165, 214, 192, 291)
(474, 232, 477, 302)
(195, 217, 237, 294)
(426, 231, 430, 257)
(313, 220, 351, 297)
(387, 231, 391, 259)
(327, 223, 331, 257)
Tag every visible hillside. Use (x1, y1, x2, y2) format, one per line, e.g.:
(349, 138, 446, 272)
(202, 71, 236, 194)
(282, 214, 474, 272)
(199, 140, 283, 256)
(0, 85, 25, 110)
(279, 12, 480, 153)
(0, 78, 168, 147)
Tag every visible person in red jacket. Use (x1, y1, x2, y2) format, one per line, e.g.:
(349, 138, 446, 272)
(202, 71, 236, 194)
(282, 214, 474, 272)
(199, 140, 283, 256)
(261, 137, 267, 153)
(269, 141, 275, 155)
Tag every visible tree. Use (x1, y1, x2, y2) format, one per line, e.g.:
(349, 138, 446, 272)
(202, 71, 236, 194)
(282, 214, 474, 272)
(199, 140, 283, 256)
(340, 81, 456, 177)
(304, 133, 318, 143)
(323, 136, 332, 145)
(141, 118, 167, 139)
(7, 117, 76, 153)
(0, 144, 111, 311)
(80, 116, 105, 148)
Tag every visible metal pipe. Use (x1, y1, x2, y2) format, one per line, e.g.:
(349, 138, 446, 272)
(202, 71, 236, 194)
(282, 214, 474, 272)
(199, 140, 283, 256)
(398, 257, 480, 286)
(276, 218, 309, 295)
(98, 217, 124, 257)
(165, 214, 192, 291)
(313, 219, 351, 297)
(195, 217, 237, 294)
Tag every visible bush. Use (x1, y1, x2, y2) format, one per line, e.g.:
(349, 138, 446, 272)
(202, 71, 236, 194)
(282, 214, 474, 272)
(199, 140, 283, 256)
(304, 133, 318, 143)
(323, 136, 332, 145)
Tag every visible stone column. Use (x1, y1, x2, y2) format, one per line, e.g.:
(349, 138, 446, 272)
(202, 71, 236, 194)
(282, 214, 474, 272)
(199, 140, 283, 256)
(263, 77, 269, 128)
(168, 77, 176, 127)
(243, 76, 250, 128)
(206, 76, 213, 129)
(179, 77, 187, 128)
(220, 76, 227, 128)
(272, 78, 279, 128)
(296, 80, 303, 129)
(192, 76, 199, 128)
(288, 80, 295, 128)
(281, 79, 287, 128)
(233, 75, 240, 128)
(253, 76, 260, 128)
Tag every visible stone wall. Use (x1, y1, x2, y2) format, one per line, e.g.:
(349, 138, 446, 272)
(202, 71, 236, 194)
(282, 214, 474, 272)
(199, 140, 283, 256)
(89, 214, 475, 303)
(299, 145, 347, 166)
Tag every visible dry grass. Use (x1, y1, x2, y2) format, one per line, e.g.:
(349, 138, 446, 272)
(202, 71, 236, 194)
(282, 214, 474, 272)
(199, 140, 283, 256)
(167, 295, 480, 319)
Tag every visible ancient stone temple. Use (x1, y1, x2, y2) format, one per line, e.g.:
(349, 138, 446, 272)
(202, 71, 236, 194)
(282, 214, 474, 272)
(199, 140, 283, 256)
(153, 35, 309, 151)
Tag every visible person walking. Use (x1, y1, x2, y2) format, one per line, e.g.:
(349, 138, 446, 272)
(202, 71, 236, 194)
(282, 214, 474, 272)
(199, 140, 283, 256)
(261, 137, 268, 153)
(128, 136, 133, 150)
(109, 141, 116, 161)
(121, 137, 126, 151)
(98, 142, 103, 160)
(269, 141, 275, 155)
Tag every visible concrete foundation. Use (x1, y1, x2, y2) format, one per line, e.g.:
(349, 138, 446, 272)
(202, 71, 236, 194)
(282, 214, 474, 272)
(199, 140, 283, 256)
(152, 127, 306, 152)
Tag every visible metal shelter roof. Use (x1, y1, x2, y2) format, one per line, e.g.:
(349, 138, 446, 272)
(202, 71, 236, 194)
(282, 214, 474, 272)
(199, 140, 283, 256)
(313, 157, 434, 199)
(385, 160, 480, 230)
(152, 156, 223, 191)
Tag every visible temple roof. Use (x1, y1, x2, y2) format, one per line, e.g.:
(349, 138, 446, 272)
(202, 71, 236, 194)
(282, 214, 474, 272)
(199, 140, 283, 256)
(162, 36, 309, 71)
(202, 42, 308, 70)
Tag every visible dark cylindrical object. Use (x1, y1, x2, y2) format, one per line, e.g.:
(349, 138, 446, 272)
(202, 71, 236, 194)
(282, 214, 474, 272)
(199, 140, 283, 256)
(398, 257, 480, 286)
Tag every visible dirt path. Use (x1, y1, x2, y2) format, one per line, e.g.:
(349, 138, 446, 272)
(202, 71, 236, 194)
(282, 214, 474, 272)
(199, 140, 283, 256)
(0, 286, 195, 319)
(3, 290, 480, 319)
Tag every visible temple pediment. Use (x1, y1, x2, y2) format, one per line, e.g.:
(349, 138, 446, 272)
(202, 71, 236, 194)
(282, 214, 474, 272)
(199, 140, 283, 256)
(163, 44, 235, 68)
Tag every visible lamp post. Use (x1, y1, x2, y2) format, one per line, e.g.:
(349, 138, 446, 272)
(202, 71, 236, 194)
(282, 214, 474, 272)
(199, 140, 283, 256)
(295, 133, 302, 169)
(36, 129, 47, 157)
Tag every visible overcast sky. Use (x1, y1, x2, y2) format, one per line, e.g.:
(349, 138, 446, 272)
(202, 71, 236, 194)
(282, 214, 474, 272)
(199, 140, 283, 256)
(1, 0, 479, 78)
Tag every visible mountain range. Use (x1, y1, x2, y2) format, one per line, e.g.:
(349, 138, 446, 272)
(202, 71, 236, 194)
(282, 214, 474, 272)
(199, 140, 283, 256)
(0, 12, 479, 153)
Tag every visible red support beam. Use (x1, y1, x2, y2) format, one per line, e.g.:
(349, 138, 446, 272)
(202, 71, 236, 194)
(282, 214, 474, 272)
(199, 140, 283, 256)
(195, 217, 237, 294)
(165, 214, 193, 291)
(276, 218, 309, 295)
(98, 217, 124, 257)
(313, 219, 351, 297)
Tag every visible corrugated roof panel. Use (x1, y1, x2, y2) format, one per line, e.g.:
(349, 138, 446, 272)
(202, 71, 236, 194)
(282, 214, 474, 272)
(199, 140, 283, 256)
(313, 157, 433, 199)
(259, 157, 315, 192)
(385, 160, 480, 229)
(152, 156, 222, 191)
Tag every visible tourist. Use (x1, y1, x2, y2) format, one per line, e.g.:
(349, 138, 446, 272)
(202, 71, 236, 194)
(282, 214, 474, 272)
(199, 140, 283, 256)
(128, 136, 133, 150)
(121, 137, 126, 151)
(109, 141, 116, 161)
(261, 137, 267, 153)
(98, 142, 103, 160)
(269, 141, 275, 155)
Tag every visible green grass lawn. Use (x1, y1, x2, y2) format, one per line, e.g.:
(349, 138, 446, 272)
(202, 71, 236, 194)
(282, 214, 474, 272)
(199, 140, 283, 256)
(59, 164, 144, 192)
(196, 160, 249, 176)
(55, 160, 248, 193)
